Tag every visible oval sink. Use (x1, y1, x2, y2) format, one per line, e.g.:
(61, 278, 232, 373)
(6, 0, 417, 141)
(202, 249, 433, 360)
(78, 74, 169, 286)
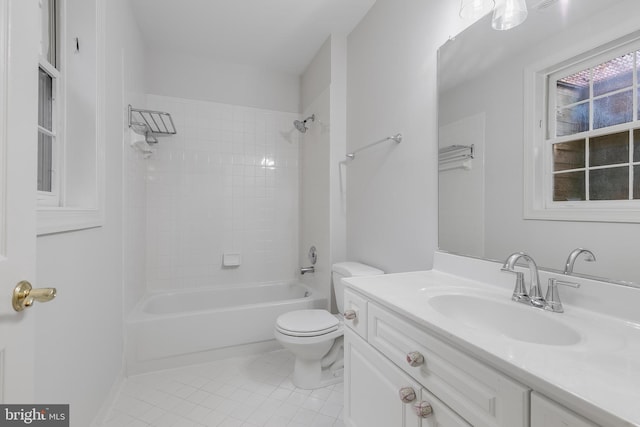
(429, 294, 581, 346)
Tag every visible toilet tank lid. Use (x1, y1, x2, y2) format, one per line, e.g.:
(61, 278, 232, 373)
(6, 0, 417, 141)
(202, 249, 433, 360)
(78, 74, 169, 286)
(332, 262, 384, 277)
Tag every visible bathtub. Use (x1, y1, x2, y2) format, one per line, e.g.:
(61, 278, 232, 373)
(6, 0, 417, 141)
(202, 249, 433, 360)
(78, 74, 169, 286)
(126, 281, 326, 373)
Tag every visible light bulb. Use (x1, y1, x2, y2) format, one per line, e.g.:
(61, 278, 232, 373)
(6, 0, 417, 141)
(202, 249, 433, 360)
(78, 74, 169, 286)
(459, 0, 496, 20)
(491, 0, 528, 30)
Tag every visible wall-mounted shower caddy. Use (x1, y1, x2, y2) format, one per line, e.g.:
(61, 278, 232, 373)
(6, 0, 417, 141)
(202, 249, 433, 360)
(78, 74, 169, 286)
(128, 104, 177, 144)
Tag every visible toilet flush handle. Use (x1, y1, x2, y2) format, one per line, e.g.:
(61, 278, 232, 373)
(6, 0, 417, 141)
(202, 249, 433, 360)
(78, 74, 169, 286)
(343, 309, 357, 320)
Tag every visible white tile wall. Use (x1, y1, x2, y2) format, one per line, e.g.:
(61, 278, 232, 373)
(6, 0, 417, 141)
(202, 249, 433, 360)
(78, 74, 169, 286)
(124, 124, 150, 315)
(145, 95, 300, 291)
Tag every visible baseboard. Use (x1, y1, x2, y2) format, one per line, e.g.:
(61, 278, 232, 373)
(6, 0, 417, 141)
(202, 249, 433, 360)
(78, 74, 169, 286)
(89, 367, 126, 427)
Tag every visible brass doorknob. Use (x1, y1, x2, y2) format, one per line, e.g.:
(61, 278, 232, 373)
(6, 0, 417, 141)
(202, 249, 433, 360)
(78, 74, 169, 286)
(12, 281, 57, 312)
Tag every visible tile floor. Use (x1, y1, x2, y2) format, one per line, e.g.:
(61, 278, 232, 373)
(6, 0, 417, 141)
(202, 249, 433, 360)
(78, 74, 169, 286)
(101, 350, 344, 427)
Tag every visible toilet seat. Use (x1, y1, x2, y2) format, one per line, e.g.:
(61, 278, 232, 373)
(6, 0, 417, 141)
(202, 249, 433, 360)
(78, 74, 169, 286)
(276, 309, 339, 337)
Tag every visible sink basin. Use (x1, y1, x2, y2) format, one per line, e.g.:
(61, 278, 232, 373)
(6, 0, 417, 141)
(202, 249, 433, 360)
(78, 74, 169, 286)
(429, 294, 581, 346)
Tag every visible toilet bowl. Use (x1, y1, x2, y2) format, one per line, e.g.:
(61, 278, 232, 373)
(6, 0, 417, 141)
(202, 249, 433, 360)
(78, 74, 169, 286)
(274, 262, 384, 389)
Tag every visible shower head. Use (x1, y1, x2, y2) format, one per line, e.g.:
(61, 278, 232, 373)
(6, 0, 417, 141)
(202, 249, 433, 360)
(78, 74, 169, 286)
(293, 114, 315, 133)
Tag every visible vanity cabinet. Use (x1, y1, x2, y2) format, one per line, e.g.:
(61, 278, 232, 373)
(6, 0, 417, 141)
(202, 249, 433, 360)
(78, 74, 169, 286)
(531, 392, 598, 427)
(345, 328, 471, 426)
(343, 290, 529, 427)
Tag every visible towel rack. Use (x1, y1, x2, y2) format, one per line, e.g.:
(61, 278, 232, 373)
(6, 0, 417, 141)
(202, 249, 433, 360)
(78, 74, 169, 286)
(346, 133, 402, 160)
(438, 144, 474, 171)
(128, 104, 177, 144)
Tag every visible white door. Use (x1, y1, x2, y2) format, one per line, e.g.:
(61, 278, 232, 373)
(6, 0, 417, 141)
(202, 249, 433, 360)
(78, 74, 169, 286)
(0, 0, 41, 402)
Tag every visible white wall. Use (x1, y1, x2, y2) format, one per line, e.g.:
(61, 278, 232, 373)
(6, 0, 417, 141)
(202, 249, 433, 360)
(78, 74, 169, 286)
(35, 0, 146, 425)
(145, 95, 300, 291)
(298, 35, 348, 310)
(301, 38, 331, 112)
(299, 88, 331, 302)
(346, 0, 464, 273)
(145, 48, 300, 114)
(438, 113, 485, 257)
(328, 35, 348, 279)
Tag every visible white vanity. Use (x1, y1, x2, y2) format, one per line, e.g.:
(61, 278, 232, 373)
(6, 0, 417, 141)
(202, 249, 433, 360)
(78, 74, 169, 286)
(341, 252, 640, 427)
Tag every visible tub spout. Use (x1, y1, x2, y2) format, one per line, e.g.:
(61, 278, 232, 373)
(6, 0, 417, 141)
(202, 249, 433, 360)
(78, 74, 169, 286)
(300, 266, 315, 275)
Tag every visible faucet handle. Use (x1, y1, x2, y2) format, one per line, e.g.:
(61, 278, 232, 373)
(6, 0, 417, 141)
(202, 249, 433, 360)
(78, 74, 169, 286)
(511, 272, 530, 304)
(501, 269, 531, 304)
(545, 278, 580, 313)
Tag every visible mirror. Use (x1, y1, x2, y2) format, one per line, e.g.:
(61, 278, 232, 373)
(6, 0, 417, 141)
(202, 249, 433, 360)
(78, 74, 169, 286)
(438, 0, 640, 286)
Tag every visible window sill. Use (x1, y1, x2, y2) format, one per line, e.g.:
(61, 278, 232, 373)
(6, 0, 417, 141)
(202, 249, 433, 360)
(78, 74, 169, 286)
(524, 205, 640, 223)
(37, 207, 104, 236)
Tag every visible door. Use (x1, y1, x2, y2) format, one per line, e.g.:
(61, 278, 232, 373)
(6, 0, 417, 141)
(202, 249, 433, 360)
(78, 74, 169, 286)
(0, 0, 40, 402)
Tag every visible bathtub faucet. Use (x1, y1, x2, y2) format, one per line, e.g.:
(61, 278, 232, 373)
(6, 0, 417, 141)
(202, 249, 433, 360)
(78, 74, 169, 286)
(300, 266, 315, 275)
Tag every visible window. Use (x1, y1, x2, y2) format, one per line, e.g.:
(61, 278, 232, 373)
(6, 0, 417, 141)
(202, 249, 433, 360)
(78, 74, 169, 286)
(524, 33, 640, 223)
(38, 0, 60, 205)
(548, 46, 640, 203)
(36, 0, 106, 235)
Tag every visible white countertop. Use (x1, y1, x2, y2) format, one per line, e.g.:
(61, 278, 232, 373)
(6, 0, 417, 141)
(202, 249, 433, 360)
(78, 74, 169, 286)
(343, 256, 640, 427)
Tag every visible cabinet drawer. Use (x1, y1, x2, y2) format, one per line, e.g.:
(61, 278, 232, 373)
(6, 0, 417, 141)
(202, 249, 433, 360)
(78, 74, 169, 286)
(531, 392, 599, 427)
(420, 386, 472, 427)
(343, 289, 368, 339)
(368, 302, 529, 427)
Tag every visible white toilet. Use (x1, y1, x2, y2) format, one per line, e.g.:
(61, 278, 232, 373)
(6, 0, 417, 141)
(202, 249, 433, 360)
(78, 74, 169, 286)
(274, 262, 384, 389)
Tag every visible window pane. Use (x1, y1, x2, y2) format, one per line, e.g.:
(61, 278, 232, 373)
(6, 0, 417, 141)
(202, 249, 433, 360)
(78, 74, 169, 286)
(553, 172, 585, 201)
(553, 139, 585, 171)
(557, 71, 589, 106)
(634, 129, 640, 163)
(38, 132, 53, 192)
(593, 90, 633, 129)
(556, 103, 589, 137)
(634, 165, 640, 199)
(593, 52, 634, 97)
(38, 68, 53, 131)
(589, 166, 629, 200)
(637, 87, 640, 125)
(40, 0, 57, 67)
(589, 131, 629, 167)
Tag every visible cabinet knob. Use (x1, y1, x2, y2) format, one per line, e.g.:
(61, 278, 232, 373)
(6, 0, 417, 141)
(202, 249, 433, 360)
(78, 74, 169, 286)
(413, 401, 433, 418)
(344, 309, 357, 320)
(398, 387, 416, 403)
(406, 351, 425, 367)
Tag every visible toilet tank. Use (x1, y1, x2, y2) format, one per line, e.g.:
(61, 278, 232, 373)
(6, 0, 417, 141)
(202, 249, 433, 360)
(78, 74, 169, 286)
(332, 262, 384, 313)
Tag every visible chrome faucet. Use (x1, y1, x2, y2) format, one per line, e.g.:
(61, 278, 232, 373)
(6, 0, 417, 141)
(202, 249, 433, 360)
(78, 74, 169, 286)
(300, 266, 315, 275)
(563, 248, 596, 275)
(501, 252, 545, 308)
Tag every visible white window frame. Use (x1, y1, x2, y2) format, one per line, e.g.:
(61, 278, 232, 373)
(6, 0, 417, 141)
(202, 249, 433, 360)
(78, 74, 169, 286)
(37, 57, 62, 207)
(524, 29, 640, 223)
(36, 0, 106, 235)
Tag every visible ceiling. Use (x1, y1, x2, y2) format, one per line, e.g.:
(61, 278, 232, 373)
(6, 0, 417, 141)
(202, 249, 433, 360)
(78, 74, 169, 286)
(130, 0, 376, 76)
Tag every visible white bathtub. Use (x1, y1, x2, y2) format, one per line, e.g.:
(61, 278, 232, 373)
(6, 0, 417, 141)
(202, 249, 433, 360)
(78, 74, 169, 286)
(126, 281, 326, 373)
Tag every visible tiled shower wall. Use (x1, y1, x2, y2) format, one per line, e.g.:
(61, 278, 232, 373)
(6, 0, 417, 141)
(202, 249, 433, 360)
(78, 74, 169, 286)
(145, 95, 300, 291)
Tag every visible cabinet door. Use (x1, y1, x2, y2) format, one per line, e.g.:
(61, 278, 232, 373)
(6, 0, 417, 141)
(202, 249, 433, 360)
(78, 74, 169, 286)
(345, 329, 420, 427)
(531, 392, 599, 427)
(345, 329, 471, 427)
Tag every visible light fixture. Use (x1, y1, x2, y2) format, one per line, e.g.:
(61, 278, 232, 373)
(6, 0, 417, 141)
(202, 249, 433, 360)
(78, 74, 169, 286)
(459, 0, 495, 20)
(491, 0, 528, 31)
